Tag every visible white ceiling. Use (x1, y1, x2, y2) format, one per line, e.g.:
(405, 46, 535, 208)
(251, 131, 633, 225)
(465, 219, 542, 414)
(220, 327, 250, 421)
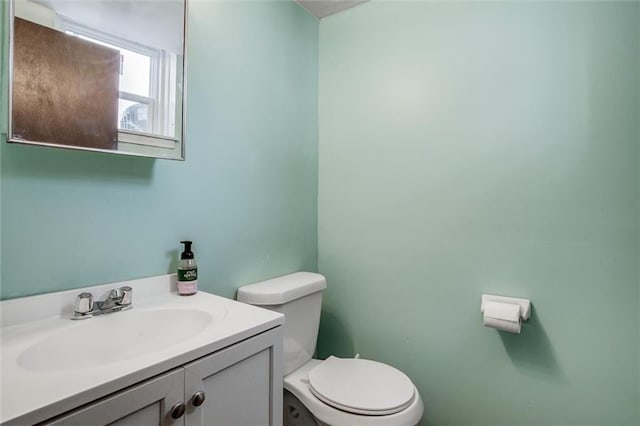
(295, 0, 368, 18)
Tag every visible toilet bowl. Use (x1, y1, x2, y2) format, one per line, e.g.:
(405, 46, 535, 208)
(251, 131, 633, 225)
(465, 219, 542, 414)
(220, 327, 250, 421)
(237, 272, 424, 426)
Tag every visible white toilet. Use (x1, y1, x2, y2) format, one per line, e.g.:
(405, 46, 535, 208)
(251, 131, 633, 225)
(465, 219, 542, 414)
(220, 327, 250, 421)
(237, 272, 424, 426)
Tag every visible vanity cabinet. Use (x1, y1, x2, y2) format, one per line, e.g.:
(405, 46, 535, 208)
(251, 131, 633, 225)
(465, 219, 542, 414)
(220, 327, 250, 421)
(42, 328, 283, 426)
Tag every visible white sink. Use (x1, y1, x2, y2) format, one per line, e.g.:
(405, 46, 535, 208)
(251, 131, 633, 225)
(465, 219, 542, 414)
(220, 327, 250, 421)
(1, 274, 283, 425)
(17, 308, 216, 371)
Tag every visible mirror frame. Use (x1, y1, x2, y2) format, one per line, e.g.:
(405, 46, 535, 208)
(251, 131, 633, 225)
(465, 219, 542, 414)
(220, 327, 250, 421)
(5, 0, 188, 160)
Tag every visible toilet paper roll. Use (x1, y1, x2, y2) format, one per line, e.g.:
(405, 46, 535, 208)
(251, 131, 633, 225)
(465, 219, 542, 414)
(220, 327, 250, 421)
(483, 316, 521, 333)
(483, 301, 521, 322)
(482, 301, 522, 333)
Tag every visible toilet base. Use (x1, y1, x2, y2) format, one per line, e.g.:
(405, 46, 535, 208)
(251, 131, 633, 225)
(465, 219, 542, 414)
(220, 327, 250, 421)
(284, 389, 321, 426)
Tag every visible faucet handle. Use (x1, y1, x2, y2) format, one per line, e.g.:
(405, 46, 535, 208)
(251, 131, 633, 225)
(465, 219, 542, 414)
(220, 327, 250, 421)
(74, 292, 94, 315)
(118, 286, 133, 306)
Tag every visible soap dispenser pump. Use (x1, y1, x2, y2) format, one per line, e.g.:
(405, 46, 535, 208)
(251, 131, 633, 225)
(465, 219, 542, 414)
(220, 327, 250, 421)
(177, 240, 198, 295)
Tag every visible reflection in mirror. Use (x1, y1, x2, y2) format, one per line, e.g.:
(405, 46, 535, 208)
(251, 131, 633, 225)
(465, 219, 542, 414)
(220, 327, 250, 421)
(8, 0, 186, 160)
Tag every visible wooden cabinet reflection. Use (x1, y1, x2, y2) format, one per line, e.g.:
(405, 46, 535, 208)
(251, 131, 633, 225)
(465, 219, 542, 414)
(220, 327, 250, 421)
(12, 17, 120, 150)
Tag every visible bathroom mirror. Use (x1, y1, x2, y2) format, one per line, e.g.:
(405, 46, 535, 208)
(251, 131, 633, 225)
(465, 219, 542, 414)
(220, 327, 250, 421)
(6, 0, 186, 160)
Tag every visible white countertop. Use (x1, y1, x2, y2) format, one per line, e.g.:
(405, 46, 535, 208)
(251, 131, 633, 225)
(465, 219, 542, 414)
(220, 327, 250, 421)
(0, 275, 284, 425)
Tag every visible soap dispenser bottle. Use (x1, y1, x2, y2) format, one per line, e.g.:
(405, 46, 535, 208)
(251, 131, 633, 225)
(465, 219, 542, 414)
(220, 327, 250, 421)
(177, 240, 198, 295)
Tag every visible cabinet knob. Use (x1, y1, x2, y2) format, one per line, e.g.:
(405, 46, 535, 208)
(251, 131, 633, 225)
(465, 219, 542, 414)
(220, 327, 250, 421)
(170, 402, 186, 419)
(191, 391, 206, 407)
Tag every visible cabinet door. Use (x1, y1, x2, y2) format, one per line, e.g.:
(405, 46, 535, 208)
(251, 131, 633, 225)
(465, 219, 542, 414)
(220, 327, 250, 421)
(43, 369, 186, 426)
(184, 327, 283, 426)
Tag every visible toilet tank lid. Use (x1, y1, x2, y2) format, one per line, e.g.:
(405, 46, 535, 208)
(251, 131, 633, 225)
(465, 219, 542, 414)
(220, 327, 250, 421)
(237, 272, 327, 305)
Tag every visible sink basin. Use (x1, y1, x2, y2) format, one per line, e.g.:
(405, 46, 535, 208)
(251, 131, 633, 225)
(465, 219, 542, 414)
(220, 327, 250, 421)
(1, 274, 284, 426)
(17, 308, 216, 371)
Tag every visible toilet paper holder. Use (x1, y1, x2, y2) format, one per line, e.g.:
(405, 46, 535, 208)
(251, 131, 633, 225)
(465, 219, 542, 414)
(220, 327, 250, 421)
(480, 294, 531, 320)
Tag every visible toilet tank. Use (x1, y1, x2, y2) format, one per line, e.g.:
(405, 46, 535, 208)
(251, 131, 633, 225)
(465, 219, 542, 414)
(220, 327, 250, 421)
(237, 272, 327, 375)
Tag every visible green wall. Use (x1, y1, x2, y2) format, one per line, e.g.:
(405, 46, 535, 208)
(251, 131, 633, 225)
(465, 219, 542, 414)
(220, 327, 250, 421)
(0, 0, 319, 299)
(2, 0, 639, 423)
(317, 1, 639, 425)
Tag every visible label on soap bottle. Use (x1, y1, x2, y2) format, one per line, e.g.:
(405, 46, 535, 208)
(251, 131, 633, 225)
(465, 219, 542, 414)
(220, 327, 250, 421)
(177, 269, 198, 295)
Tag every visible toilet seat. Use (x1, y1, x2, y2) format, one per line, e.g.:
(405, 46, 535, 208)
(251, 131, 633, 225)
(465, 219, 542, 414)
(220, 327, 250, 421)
(307, 356, 416, 416)
(285, 358, 424, 426)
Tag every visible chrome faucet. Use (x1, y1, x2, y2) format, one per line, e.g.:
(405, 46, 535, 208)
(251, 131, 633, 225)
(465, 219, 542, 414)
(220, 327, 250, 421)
(72, 286, 133, 320)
